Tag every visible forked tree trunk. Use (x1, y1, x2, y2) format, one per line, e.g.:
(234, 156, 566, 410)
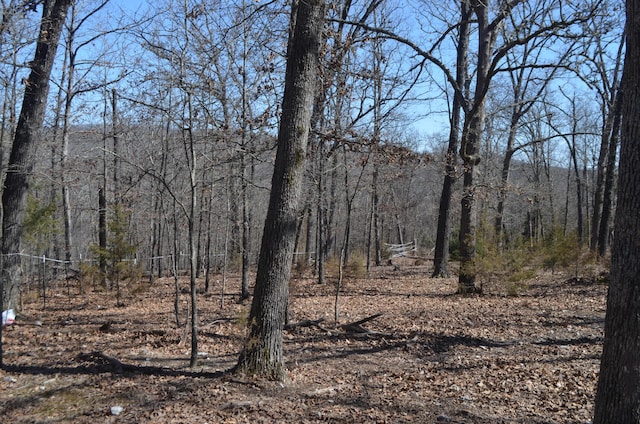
(1, 0, 72, 312)
(235, 0, 325, 380)
(593, 1, 640, 419)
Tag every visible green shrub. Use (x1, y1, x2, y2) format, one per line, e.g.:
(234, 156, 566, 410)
(541, 228, 580, 274)
(88, 205, 141, 305)
(475, 234, 535, 294)
(324, 255, 340, 277)
(23, 194, 60, 253)
(346, 252, 366, 278)
(323, 251, 366, 279)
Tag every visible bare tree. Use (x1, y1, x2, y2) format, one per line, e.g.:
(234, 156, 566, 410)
(432, 0, 470, 277)
(356, 0, 602, 290)
(1, 0, 72, 367)
(1, 1, 40, 175)
(575, 3, 626, 255)
(453, 0, 601, 292)
(55, 0, 130, 267)
(492, 20, 575, 248)
(235, 0, 325, 380)
(305, 0, 385, 284)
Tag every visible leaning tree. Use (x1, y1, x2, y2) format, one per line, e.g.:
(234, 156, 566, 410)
(1, 0, 73, 368)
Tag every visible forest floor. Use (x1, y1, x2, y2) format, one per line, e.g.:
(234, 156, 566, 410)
(0, 262, 606, 423)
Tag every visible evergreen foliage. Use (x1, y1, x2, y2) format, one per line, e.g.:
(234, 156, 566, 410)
(87, 205, 141, 305)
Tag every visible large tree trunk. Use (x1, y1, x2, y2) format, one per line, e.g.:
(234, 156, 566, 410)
(1, 0, 72, 312)
(235, 0, 325, 380)
(458, 0, 494, 294)
(432, 0, 469, 278)
(593, 0, 640, 420)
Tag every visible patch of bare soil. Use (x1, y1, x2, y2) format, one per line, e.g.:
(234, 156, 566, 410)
(0, 266, 605, 423)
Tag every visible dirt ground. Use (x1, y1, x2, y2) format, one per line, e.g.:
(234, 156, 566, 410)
(0, 264, 605, 423)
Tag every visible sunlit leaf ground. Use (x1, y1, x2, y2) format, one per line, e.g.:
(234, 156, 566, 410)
(0, 264, 605, 423)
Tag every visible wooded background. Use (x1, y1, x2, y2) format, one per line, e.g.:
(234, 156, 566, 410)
(0, 0, 623, 288)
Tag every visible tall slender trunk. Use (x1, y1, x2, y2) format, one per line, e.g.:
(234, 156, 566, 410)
(370, 18, 383, 268)
(196, 185, 207, 279)
(569, 136, 584, 242)
(188, 166, 197, 367)
(49, 40, 68, 268)
(99, 92, 109, 288)
(372, 163, 381, 266)
(590, 36, 624, 253)
(590, 107, 615, 250)
(325, 155, 338, 257)
(316, 143, 325, 284)
(598, 93, 622, 256)
(432, 0, 470, 278)
(60, 10, 76, 264)
(341, 147, 351, 264)
(1, 0, 72, 312)
(240, 151, 251, 300)
(111, 89, 120, 206)
(304, 193, 314, 268)
(171, 199, 180, 329)
(98, 187, 107, 282)
(204, 182, 214, 293)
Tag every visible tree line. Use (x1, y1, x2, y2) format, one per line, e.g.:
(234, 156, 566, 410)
(0, 0, 623, 296)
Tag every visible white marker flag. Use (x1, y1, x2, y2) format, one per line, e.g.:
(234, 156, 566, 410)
(2, 309, 15, 326)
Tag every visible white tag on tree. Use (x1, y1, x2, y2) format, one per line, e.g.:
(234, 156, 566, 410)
(2, 309, 15, 327)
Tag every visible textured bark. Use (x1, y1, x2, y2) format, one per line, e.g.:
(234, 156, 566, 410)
(593, 0, 640, 421)
(458, 0, 495, 294)
(432, 0, 470, 278)
(235, 0, 325, 380)
(1, 0, 72, 311)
